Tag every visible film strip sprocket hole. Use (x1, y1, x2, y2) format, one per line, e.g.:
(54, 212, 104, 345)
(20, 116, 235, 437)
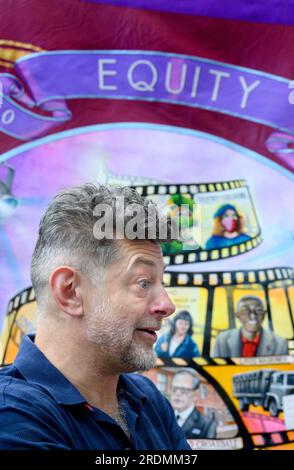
(132, 179, 262, 265)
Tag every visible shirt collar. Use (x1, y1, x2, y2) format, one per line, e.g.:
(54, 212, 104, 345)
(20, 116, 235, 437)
(14, 334, 148, 407)
(177, 405, 195, 422)
(118, 374, 148, 406)
(14, 334, 88, 406)
(241, 331, 261, 345)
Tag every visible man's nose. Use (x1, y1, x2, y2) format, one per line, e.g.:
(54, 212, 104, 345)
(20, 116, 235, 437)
(148, 287, 175, 318)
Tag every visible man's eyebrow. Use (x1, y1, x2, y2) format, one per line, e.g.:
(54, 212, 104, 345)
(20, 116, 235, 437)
(129, 257, 157, 269)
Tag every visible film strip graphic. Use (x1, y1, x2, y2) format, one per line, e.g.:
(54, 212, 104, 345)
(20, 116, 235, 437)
(163, 266, 294, 289)
(0, 286, 36, 365)
(155, 356, 294, 368)
(1, 265, 293, 363)
(251, 420, 294, 449)
(6, 285, 36, 314)
(132, 179, 262, 265)
(151, 360, 294, 450)
(163, 266, 294, 357)
(135, 179, 247, 196)
(1, 290, 293, 450)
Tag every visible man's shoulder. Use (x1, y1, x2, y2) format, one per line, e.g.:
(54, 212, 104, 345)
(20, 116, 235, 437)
(215, 328, 239, 341)
(0, 364, 25, 395)
(190, 407, 209, 423)
(0, 365, 73, 449)
(0, 364, 72, 446)
(261, 328, 288, 349)
(262, 328, 286, 342)
(183, 408, 213, 435)
(0, 364, 15, 379)
(0, 365, 59, 411)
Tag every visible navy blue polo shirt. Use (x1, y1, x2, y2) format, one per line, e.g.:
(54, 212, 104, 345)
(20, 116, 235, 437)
(0, 335, 190, 450)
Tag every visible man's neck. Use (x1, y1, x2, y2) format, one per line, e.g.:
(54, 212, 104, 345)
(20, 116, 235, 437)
(35, 329, 120, 416)
(241, 328, 261, 341)
(175, 405, 195, 426)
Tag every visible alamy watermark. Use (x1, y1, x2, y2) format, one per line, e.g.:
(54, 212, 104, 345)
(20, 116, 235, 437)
(92, 196, 199, 245)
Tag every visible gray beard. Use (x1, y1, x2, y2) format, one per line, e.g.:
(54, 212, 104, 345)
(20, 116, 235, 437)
(85, 303, 156, 372)
(121, 341, 156, 372)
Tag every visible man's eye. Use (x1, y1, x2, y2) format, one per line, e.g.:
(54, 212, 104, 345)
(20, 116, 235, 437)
(138, 279, 151, 289)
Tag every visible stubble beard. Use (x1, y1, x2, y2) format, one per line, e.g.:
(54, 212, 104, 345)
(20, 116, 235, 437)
(85, 296, 156, 373)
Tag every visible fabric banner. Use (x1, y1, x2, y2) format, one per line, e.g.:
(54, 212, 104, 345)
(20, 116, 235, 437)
(1, 50, 294, 144)
(0, 0, 293, 450)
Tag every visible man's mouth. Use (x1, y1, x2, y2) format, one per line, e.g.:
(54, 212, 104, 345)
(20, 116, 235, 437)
(173, 399, 181, 405)
(135, 327, 159, 342)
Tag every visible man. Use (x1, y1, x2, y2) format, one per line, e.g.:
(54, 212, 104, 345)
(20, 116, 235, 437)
(170, 369, 217, 439)
(0, 183, 191, 450)
(212, 296, 288, 358)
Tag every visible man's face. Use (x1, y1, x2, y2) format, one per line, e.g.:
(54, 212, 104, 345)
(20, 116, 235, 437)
(171, 373, 197, 412)
(83, 240, 175, 373)
(237, 299, 265, 334)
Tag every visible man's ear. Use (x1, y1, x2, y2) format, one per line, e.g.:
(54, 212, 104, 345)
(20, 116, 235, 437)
(49, 266, 83, 317)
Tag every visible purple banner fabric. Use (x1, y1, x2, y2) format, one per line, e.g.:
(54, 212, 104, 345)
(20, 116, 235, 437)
(0, 72, 71, 140)
(0, 50, 293, 142)
(84, 0, 294, 26)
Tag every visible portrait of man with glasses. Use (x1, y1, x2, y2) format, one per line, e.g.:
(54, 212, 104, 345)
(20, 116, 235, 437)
(212, 296, 288, 358)
(170, 369, 217, 439)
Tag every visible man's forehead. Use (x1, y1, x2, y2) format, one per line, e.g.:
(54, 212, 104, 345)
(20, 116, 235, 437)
(239, 299, 263, 308)
(173, 373, 193, 384)
(118, 240, 164, 270)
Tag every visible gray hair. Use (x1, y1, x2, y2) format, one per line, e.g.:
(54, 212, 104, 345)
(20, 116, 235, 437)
(31, 183, 174, 302)
(237, 295, 264, 312)
(173, 368, 200, 390)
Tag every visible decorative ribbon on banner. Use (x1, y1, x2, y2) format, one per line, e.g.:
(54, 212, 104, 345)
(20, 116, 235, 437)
(265, 80, 294, 169)
(0, 72, 72, 140)
(265, 131, 294, 170)
(0, 50, 294, 158)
